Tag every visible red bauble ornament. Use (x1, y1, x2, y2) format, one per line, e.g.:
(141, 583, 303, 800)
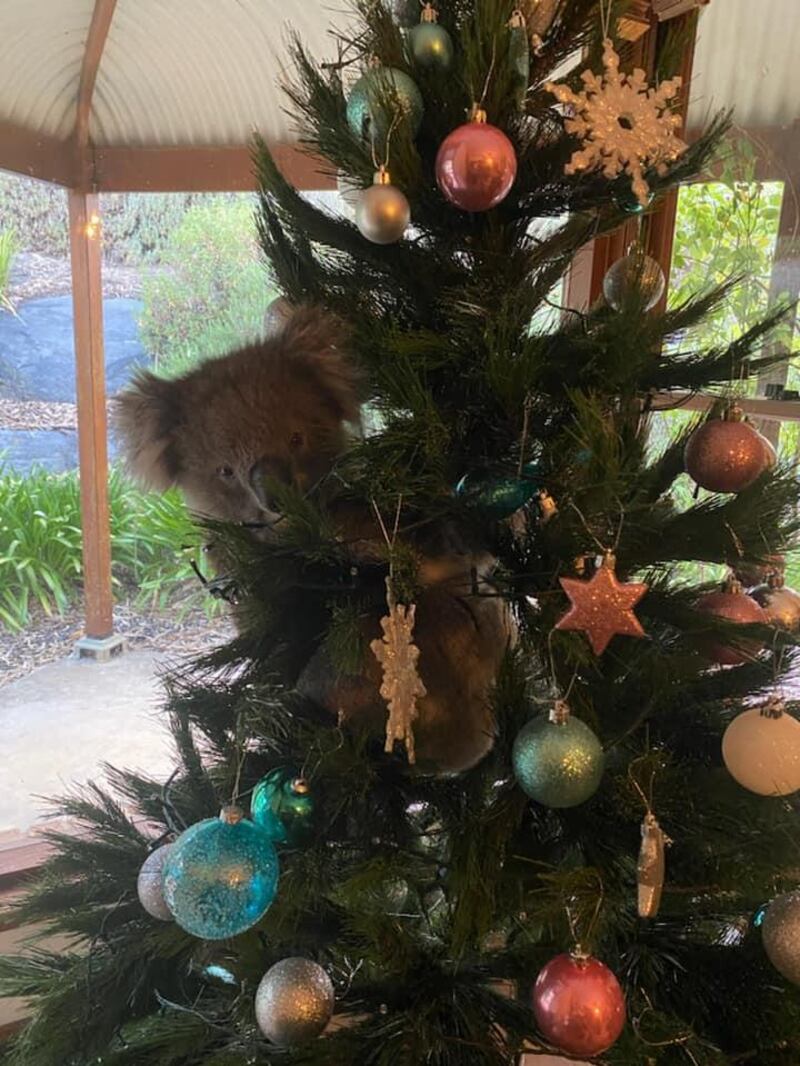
(435, 105, 517, 212)
(696, 578, 765, 665)
(684, 404, 768, 493)
(532, 952, 626, 1058)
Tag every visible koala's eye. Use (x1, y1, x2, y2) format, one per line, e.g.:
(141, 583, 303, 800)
(216, 464, 235, 479)
(288, 432, 304, 450)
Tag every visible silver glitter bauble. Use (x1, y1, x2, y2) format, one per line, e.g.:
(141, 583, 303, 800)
(255, 958, 334, 1046)
(136, 843, 173, 921)
(355, 173, 410, 244)
(603, 246, 665, 312)
(763, 891, 800, 985)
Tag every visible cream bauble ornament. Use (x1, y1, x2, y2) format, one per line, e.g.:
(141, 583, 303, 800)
(355, 166, 410, 244)
(763, 891, 800, 985)
(255, 958, 334, 1046)
(722, 699, 800, 797)
(751, 571, 800, 632)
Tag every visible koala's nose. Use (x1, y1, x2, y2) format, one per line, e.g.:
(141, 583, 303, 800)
(250, 459, 289, 511)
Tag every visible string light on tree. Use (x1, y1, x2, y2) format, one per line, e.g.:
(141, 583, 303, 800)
(545, 15, 687, 208)
(722, 698, 800, 796)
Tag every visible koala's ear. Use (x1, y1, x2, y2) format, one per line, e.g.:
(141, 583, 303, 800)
(113, 372, 183, 491)
(279, 305, 361, 424)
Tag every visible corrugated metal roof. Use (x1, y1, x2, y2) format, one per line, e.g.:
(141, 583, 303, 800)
(0, 0, 796, 151)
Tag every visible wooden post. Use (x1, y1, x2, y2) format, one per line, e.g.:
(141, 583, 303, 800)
(68, 190, 115, 647)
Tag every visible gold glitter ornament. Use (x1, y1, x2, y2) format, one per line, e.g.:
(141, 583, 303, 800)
(255, 957, 334, 1045)
(637, 812, 670, 918)
(555, 551, 648, 656)
(722, 699, 800, 797)
(763, 890, 800, 986)
(752, 570, 800, 633)
(546, 38, 687, 208)
(684, 404, 768, 493)
(371, 577, 427, 764)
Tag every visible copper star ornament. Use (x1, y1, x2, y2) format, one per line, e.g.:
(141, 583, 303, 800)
(556, 553, 648, 655)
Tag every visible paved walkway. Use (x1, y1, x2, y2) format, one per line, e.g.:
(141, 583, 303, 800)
(0, 650, 175, 836)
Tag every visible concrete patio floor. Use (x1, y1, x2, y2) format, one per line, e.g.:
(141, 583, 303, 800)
(0, 650, 175, 836)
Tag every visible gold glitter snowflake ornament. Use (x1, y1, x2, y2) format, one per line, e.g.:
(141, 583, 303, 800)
(546, 38, 687, 207)
(371, 578, 427, 764)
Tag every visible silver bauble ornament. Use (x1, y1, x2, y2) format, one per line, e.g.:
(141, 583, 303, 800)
(722, 700, 800, 796)
(355, 167, 410, 244)
(603, 245, 665, 312)
(512, 701, 605, 808)
(136, 843, 173, 921)
(346, 66, 424, 143)
(255, 958, 334, 1046)
(408, 5, 453, 70)
(763, 890, 800, 985)
(752, 571, 800, 632)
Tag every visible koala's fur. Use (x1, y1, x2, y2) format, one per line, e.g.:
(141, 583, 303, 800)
(115, 307, 508, 773)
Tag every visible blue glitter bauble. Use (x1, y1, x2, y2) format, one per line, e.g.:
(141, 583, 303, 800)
(455, 461, 541, 519)
(251, 769, 314, 845)
(346, 67, 424, 144)
(512, 709, 604, 808)
(162, 808, 279, 940)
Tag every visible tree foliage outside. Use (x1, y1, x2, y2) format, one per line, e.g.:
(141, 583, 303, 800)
(3, 3, 800, 1066)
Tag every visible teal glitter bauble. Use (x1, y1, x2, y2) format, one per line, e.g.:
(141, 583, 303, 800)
(512, 705, 604, 808)
(456, 461, 541, 518)
(162, 807, 279, 939)
(408, 22, 454, 70)
(346, 67, 424, 144)
(251, 769, 314, 845)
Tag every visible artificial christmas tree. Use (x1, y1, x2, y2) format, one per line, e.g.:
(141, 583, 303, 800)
(3, 1, 800, 1063)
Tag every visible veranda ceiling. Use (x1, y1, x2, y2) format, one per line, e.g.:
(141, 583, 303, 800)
(0, 0, 797, 193)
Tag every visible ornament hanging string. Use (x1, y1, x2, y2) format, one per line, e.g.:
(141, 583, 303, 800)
(598, 0, 613, 42)
(565, 870, 605, 954)
(569, 497, 625, 557)
(370, 106, 402, 173)
(472, 37, 498, 111)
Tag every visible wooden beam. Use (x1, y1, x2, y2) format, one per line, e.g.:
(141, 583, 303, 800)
(0, 120, 77, 187)
(651, 392, 800, 423)
(74, 0, 117, 186)
(91, 143, 336, 192)
(68, 191, 113, 641)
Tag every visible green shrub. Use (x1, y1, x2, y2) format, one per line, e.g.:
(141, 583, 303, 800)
(139, 197, 276, 374)
(0, 227, 19, 311)
(0, 464, 213, 630)
(0, 176, 67, 258)
(99, 193, 200, 264)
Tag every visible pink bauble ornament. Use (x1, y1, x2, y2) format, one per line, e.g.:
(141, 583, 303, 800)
(435, 105, 517, 212)
(532, 952, 626, 1058)
(696, 578, 765, 666)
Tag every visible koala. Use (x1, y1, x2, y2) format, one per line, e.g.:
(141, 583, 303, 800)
(115, 306, 509, 773)
(115, 307, 360, 529)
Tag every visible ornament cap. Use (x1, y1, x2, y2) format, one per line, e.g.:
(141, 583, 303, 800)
(374, 165, 392, 186)
(420, 3, 438, 23)
(549, 700, 571, 726)
(508, 8, 526, 28)
(468, 102, 488, 124)
(724, 403, 745, 424)
(220, 805, 245, 825)
(570, 944, 591, 966)
(759, 697, 786, 720)
(291, 777, 310, 795)
(768, 569, 787, 589)
(723, 575, 745, 596)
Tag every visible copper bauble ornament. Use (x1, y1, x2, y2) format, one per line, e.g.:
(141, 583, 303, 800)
(763, 891, 800, 985)
(696, 577, 765, 666)
(355, 167, 410, 244)
(532, 951, 626, 1058)
(684, 405, 769, 493)
(435, 105, 517, 212)
(722, 699, 800, 797)
(752, 571, 800, 632)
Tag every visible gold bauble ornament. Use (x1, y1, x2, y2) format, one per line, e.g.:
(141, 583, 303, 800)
(763, 890, 800, 985)
(684, 405, 769, 493)
(722, 699, 800, 796)
(752, 571, 800, 632)
(355, 166, 410, 245)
